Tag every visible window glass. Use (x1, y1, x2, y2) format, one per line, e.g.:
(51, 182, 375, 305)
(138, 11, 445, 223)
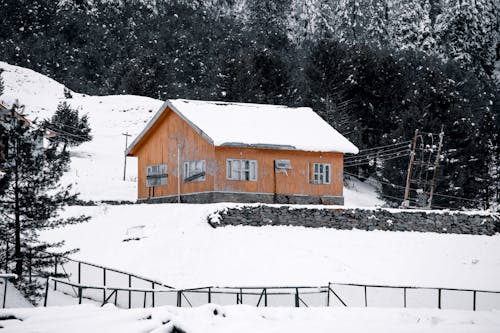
(184, 160, 206, 182)
(227, 159, 257, 181)
(146, 163, 167, 187)
(311, 163, 331, 184)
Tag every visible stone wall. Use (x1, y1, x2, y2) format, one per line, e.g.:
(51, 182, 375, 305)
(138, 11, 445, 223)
(138, 192, 344, 205)
(208, 205, 500, 235)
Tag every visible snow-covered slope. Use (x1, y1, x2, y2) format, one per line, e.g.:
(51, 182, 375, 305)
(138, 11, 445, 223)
(3, 304, 500, 333)
(41, 203, 500, 291)
(0, 61, 382, 205)
(0, 61, 163, 201)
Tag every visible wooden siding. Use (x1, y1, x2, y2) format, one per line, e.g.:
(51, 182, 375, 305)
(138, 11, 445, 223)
(133, 107, 216, 200)
(214, 147, 343, 197)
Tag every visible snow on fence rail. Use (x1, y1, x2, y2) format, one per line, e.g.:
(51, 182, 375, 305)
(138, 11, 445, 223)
(45, 278, 500, 311)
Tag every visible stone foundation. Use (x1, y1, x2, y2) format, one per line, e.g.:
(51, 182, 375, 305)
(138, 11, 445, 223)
(138, 192, 344, 205)
(208, 205, 500, 236)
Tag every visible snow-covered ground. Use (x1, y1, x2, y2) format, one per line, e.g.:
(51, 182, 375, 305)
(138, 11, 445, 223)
(2, 304, 500, 333)
(0, 61, 163, 201)
(39, 203, 500, 292)
(0, 61, 383, 206)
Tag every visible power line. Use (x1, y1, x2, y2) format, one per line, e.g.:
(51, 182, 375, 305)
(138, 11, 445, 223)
(344, 145, 411, 160)
(44, 125, 89, 141)
(344, 171, 487, 205)
(356, 141, 412, 153)
(344, 151, 410, 167)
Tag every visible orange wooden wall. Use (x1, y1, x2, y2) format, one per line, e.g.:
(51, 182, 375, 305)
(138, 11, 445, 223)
(214, 147, 343, 196)
(132, 108, 216, 199)
(131, 106, 344, 200)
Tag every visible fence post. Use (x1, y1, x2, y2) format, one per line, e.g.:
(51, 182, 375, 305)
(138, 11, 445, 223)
(103, 268, 107, 303)
(364, 286, 368, 307)
(177, 291, 182, 307)
(151, 283, 155, 307)
(438, 289, 441, 309)
(43, 278, 50, 307)
(473, 291, 476, 311)
(128, 275, 132, 309)
(208, 287, 212, 304)
(295, 288, 299, 307)
(2, 277, 8, 308)
(327, 283, 330, 307)
(53, 256, 58, 291)
(78, 287, 83, 305)
(403, 288, 407, 308)
(264, 288, 268, 307)
(78, 262, 81, 284)
(114, 289, 118, 306)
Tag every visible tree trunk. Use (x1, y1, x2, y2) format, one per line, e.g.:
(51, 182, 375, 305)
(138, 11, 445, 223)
(14, 140, 22, 278)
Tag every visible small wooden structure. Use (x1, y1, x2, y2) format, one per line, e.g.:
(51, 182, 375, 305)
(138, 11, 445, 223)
(126, 99, 358, 204)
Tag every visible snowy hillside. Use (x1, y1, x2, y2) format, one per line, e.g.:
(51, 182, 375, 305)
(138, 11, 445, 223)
(0, 61, 163, 201)
(0, 61, 383, 206)
(41, 203, 500, 291)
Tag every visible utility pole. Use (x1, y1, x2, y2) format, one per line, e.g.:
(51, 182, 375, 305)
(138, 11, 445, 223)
(403, 129, 419, 208)
(427, 127, 444, 209)
(122, 133, 132, 181)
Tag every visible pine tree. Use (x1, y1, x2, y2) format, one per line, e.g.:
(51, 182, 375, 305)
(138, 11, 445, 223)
(436, 0, 498, 76)
(390, 0, 435, 52)
(42, 102, 92, 152)
(0, 103, 89, 303)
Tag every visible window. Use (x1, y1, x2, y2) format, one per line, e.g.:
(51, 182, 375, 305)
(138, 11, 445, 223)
(311, 163, 331, 184)
(184, 160, 206, 182)
(146, 164, 167, 187)
(226, 159, 257, 181)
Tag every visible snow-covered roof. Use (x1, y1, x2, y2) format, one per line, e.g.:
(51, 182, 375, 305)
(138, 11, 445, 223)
(127, 99, 359, 155)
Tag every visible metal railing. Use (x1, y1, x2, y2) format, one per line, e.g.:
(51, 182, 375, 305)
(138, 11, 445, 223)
(44, 278, 500, 311)
(0, 273, 18, 308)
(0, 239, 173, 299)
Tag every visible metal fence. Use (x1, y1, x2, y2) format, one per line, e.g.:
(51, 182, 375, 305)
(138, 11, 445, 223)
(3, 240, 500, 311)
(0, 274, 18, 308)
(44, 278, 500, 311)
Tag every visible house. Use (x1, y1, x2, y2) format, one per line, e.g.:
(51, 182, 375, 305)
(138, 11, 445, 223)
(0, 103, 53, 167)
(126, 99, 358, 205)
(0, 103, 31, 165)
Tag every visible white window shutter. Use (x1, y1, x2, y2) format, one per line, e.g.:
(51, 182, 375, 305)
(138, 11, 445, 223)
(250, 160, 257, 181)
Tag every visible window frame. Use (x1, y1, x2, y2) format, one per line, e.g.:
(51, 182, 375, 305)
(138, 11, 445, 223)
(146, 163, 168, 187)
(183, 159, 206, 182)
(311, 162, 331, 185)
(226, 159, 258, 181)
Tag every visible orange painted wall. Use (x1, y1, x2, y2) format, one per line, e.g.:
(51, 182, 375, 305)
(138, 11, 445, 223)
(132, 108, 216, 200)
(214, 147, 343, 196)
(131, 107, 344, 199)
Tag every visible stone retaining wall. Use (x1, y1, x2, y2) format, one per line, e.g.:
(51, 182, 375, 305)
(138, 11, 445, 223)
(208, 205, 500, 235)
